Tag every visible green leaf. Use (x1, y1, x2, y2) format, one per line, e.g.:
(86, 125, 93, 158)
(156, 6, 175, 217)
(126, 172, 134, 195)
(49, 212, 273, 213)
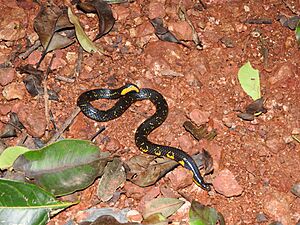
(67, 7, 104, 54)
(238, 61, 261, 100)
(296, 20, 300, 44)
(143, 198, 184, 219)
(0, 146, 32, 170)
(0, 179, 75, 225)
(189, 200, 225, 225)
(13, 139, 110, 196)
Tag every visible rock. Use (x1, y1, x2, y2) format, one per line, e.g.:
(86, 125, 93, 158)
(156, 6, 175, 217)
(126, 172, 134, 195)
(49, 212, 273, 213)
(212, 169, 243, 197)
(291, 183, 300, 197)
(269, 63, 295, 85)
(141, 186, 160, 202)
(123, 182, 145, 199)
(256, 212, 268, 222)
(263, 190, 292, 225)
(2, 82, 26, 100)
(0, 103, 11, 115)
(0, 5, 26, 41)
(0, 67, 15, 86)
(167, 167, 193, 190)
(265, 137, 285, 153)
(168, 21, 193, 41)
(178, 134, 194, 155)
(126, 210, 143, 223)
(113, 5, 130, 20)
(148, 1, 166, 19)
(189, 109, 210, 126)
(105, 137, 121, 152)
(135, 21, 155, 38)
(14, 103, 46, 137)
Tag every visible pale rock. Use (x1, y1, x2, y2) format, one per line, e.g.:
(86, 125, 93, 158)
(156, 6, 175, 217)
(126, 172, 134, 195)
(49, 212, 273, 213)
(0, 67, 15, 86)
(189, 109, 210, 126)
(212, 168, 243, 197)
(168, 21, 193, 41)
(148, 1, 166, 19)
(269, 63, 295, 85)
(2, 82, 25, 100)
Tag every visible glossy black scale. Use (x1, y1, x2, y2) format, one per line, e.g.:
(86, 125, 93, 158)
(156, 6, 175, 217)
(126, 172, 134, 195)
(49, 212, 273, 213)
(77, 84, 211, 191)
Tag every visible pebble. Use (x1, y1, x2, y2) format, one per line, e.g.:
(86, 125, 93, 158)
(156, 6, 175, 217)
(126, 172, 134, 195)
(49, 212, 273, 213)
(126, 210, 143, 223)
(256, 212, 268, 222)
(148, 1, 166, 19)
(0, 5, 26, 41)
(263, 190, 292, 225)
(212, 168, 243, 197)
(0, 67, 15, 86)
(2, 82, 26, 100)
(178, 134, 194, 155)
(168, 21, 193, 41)
(0, 103, 11, 115)
(265, 137, 284, 153)
(167, 167, 193, 190)
(135, 21, 155, 38)
(123, 182, 145, 199)
(291, 183, 300, 197)
(269, 62, 295, 85)
(189, 109, 210, 126)
(113, 5, 130, 21)
(14, 103, 46, 137)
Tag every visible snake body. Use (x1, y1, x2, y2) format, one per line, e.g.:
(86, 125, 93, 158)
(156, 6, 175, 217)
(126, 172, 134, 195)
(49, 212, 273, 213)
(77, 84, 210, 191)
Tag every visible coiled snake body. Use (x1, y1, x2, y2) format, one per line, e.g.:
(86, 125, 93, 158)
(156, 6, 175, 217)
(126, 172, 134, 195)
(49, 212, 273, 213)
(77, 84, 210, 191)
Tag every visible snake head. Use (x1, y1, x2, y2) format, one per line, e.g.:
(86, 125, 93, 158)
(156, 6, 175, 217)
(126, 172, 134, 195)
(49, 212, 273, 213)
(121, 84, 140, 95)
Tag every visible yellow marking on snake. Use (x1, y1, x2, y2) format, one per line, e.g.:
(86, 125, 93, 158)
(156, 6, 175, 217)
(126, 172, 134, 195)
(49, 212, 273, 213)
(166, 151, 175, 160)
(121, 85, 139, 95)
(141, 148, 148, 153)
(154, 149, 162, 156)
(178, 160, 185, 166)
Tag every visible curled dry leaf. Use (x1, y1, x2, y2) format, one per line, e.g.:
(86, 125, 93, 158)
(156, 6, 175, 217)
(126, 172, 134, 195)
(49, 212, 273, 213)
(125, 155, 177, 187)
(77, 0, 115, 40)
(79, 215, 140, 225)
(238, 97, 267, 121)
(0, 112, 24, 138)
(183, 121, 217, 141)
(150, 18, 188, 48)
(34, 3, 75, 54)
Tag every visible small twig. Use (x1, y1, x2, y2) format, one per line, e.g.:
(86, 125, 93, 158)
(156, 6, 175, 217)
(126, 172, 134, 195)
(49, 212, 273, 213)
(55, 75, 75, 83)
(91, 126, 106, 142)
(74, 46, 84, 77)
(44, 54, 55, 138)
(282, 0, 300, 15)
(47, 107, 81, 144)
(18, 40, 41, 60)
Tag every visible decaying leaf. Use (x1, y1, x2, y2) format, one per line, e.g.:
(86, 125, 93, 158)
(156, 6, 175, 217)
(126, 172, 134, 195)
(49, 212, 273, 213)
(143, 197, 184, 219)
(79, 215, 139, 225)
(142, 213, 167, 225)
(97, 157, 126, 202)
(0, 113, 24, 138)
(150, 18, 188, 47)
(34, 3, 75, 54)
(183, 121, 217, 141)
(77, 0, 115, 40)
(238, 97, 267, 121)
(68, 7, 104, 54)
(189, 200, 225, 225)
(125, 155, 177, 187)
(0, 146, 31, 170)
(17, 64, 59, 100)
(192, 150, 214, 175)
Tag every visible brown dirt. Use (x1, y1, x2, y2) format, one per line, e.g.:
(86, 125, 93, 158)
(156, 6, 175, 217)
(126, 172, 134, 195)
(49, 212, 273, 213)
(0, 0, 299, 224)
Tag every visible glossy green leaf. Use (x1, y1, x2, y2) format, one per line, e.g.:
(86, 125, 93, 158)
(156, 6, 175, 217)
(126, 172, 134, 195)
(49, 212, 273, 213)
(143, 198, 184, 219)
(0, 146, 31, 170)
(0, 179, 75, 225)
(189, 200, 225, 225)
(238, 61, 261, 100)
(13, 139, 110, 196)
(296, 20, 300, 44)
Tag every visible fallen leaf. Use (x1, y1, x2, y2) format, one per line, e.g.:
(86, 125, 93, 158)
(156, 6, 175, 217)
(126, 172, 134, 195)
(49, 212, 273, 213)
(189, 200, 225, 225)
(183, 121, 217, 141)
(237, 98, 267, 121)
(143, 197, 184, 219)
(296, 20, 300, 44)
(77, 0, 115, 40)
(142, 213, 167, 225)
(238, 61, 261, 101)
(68, 7, 104, 54)
(0, 146, 31, 170)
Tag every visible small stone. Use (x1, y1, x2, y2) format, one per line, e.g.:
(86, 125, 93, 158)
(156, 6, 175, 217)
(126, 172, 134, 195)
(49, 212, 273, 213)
(168, 21, 193, 41)
(167, 167, 193, 190)
(126, 210, 143, 223)
(178, 134, 194, 154)
(0, 103, 11, 115)
(292, 128, 300, 135)
(269, 63, 295, 85)
(123, 182, 145, 199)
(2, 82, 26, 100)
(212, 169, 243, 197)
(105, 137, 121, 152)
(291, 183, 300, 197)
(148, 1, 166, 19)
(189, 109, 210, 126)
(135, 21, 155, 38)
(113, 5, 130, 20)
(263, 190, 292, 225)
(265, 138, 284, 153)
(14, 104, 46, 137)
(0, 67, 15, 86)
(256, 212, 268, 222)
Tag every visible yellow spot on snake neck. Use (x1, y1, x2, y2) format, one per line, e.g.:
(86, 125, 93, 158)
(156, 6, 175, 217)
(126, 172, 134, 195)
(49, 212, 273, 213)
(121, 85, 139, 95)
(178, 160, 185, 166)
(166, 151, 175, 160)
(140, 148, 148, 153)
